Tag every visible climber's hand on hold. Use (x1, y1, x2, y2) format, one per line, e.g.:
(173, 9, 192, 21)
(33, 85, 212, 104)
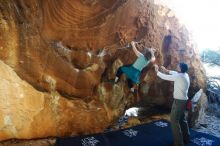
(131, 41, 141, 57)
(151, 48, 156, 53)
(131, 41, 136, 47)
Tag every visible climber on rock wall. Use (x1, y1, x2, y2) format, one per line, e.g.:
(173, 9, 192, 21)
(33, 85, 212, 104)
(114, 41, 156, 96)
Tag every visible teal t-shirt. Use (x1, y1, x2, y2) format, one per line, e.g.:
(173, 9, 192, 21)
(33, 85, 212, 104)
(132, 54, 149, 71)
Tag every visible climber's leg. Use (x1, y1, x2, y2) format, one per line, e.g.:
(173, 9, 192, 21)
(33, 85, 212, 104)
(115, 67, 124, 83)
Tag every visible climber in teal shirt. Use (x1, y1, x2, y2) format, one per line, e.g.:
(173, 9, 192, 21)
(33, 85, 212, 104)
(115, 41, 156, 93)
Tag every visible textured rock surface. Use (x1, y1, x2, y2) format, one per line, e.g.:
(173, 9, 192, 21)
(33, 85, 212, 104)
(0, 60, 110, 140)
(0, 0, 206, 141)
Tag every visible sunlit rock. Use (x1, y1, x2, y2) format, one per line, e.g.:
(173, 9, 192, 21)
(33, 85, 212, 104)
(0, 0, 206, 141)
(0, 60, 110, 140)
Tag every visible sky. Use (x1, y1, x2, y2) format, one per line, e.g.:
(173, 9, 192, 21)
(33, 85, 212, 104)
(155, 0, 220, 51)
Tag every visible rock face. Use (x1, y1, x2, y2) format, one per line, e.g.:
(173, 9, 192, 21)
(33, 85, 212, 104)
(0, 0, 206, 141)
(0, 60, 110, 140)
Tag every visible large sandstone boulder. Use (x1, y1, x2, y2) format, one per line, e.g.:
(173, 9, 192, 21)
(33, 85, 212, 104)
(0, 60, 111, 140)
(0, 0, 206, 141)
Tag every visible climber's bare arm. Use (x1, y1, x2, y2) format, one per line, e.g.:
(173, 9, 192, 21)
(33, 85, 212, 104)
(150, 48, 156, 63)
(131, 41, 142, 57)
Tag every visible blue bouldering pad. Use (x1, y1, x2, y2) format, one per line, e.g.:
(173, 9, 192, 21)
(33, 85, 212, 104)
(56, 119, 220, 146)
